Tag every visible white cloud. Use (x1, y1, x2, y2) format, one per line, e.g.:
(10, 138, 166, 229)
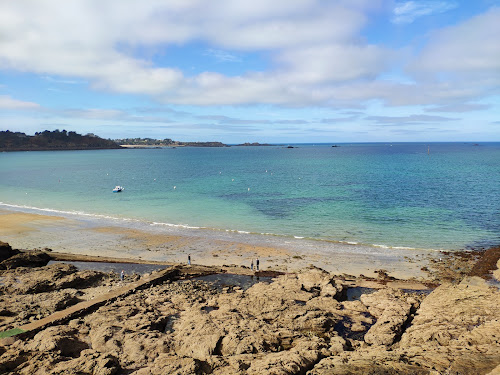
(0, 95, 40, 110)
(41, 76, 84, 85)
(392, 1, 458, 24)
(0, 0, 497, 115)
(206, 4, 366, 49)
(0, 0, 374, 101)
(60, 108, 174, 123)
(366, 114, 458, 125)
(410, 7, 500, 75)
(425, 103, 491, 113)
(277, 44, 392, 84)
(205, 49, 242, 63)
(63, 109, 125, 120)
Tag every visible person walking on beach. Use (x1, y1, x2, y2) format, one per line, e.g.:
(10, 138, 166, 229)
(251, 259, 254, 271)
(256, 258, 259, 271)
(188, 255, 191, 265)
(120, 270, 125, 281)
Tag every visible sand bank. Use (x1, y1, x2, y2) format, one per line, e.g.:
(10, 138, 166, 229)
(0, 207, 437, 279)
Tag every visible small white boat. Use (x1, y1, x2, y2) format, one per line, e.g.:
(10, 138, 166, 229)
(112, 186, 124, 193)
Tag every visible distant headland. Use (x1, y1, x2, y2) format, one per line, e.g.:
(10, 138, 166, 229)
(0, 130, 121, 151)
(115, 137, 228, 148)
(0, 130, 281, 151)
(0, 131, 228, 151)
(234, 142, 276, 146)
(115, 138, 280, 148)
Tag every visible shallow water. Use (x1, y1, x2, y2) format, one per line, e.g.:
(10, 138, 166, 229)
(47, 260, 168, 275)
(1, 143, 498, 251)
(194, 273, 273, 290)
(346, 287, 377, 301)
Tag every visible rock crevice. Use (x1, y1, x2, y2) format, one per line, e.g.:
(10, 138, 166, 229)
(0, 249, 498, 374)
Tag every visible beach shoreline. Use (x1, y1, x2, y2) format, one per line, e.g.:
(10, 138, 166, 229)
(1, 241, 499, 374)
(0, 206, 441, 280)
(1, 208, 499, 374)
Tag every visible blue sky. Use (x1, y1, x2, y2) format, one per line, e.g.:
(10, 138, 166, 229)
(0, 0, 499, 143)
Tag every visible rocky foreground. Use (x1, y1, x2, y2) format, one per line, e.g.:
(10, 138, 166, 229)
(0, 242, 499, 374)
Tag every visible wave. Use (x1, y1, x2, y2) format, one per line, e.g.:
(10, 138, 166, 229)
(0, 202, 207, 231)
(0, 202, 126, 222)
(150, 221, 203, 230)
(0, 201, 430, 252)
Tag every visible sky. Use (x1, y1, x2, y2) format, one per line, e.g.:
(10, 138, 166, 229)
(0, 0, 499, 143)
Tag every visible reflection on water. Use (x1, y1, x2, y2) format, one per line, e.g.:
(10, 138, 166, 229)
(48, 260, 169, 275)
(346, 287, 433, 301)
(401, 289, 433, 295)
(194, 273, 273, 290)
(346, 287, 376, 301)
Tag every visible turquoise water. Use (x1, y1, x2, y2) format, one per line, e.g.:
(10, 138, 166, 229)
(0, 143, 498, 251)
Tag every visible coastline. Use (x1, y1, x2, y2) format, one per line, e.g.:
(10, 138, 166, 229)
(1, 242, 499, 374)
(1, 208, 499, 374)
(0, 207, 437, 280)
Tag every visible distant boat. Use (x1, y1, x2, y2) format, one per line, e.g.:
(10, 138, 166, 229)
(112, 186, 124, 193)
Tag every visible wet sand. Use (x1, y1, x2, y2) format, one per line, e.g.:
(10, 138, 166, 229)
(0, 210, 65, 235)
(0, 208, 437, 279)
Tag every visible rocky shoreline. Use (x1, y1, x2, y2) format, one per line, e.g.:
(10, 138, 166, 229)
(0, 242, 499, 374)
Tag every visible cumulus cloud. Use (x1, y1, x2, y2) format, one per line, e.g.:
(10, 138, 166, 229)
(410, 7, 500, 75)
(276, 44, 392, 84)
(0, 95, 40, 110)
(0, 0, 497, 113)
(0, 0, 379, 104)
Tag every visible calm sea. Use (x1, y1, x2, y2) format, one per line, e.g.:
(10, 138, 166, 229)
(1, 143, 498, 251)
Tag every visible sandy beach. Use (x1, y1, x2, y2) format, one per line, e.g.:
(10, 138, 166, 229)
(0, 207, 438, 280)
(1, 208, 499, 374)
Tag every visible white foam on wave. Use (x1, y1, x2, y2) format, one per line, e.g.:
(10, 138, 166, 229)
(0, 202, 122, 221)
(0, 202, 434, 253)
(150, 221, 202, 230)
(0, 202, 207, 232)
(372, 243, 421, 251)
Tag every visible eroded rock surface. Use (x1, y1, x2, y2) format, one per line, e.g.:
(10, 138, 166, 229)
(0, 263, 111, 331)
(310, 277, 500, 375)
(0, 263, 499, 375)
(360, 288, 417, 346)
(0, 250, 50, 270)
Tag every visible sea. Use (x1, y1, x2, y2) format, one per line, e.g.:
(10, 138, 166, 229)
(0, 142, 499, 253)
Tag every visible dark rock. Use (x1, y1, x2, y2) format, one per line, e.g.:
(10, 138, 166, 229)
(0, 251, 50, 269)
(468, 246, 500, 280)
(0, 241, 19, 262)
(55, 270, 106, 289)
